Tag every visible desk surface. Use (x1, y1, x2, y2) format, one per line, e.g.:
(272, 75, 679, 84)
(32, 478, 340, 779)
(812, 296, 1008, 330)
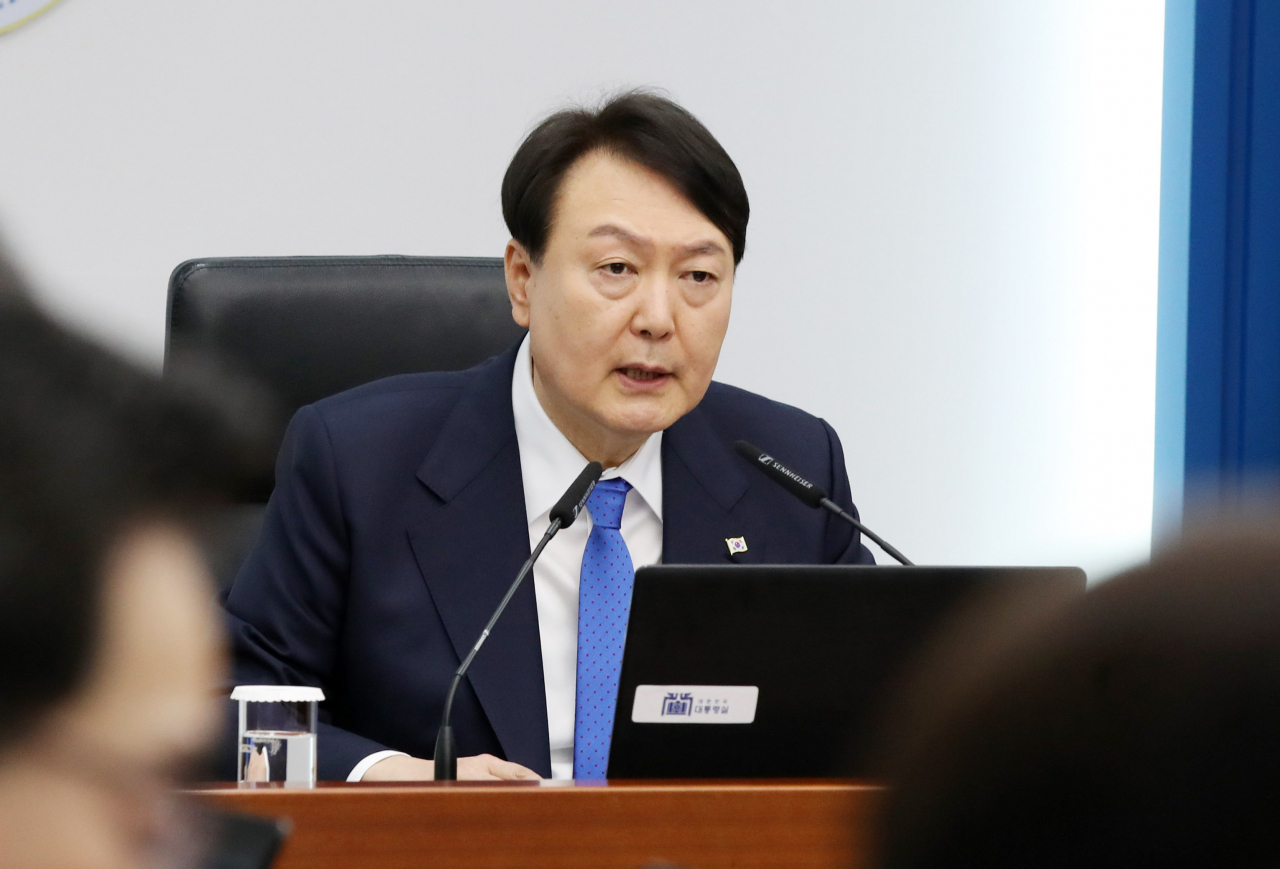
(191, 779, 882, 869)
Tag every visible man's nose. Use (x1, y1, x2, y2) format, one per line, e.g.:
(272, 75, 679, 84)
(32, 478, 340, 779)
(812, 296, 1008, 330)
(631, 276, 675, 341)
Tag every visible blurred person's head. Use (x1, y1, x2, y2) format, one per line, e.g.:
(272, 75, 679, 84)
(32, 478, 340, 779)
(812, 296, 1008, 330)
(872, 530, 1280, 869)
(0, 289, 268, 868)
(501, 90, 748, 466)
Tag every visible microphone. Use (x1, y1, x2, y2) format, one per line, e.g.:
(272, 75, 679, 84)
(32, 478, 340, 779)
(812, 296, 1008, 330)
(433, 460, 603, 780)
(733, 440, 913, 566)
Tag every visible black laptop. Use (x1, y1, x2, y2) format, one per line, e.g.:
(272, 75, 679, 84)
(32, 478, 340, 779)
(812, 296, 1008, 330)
(607, 564, 1086, 778)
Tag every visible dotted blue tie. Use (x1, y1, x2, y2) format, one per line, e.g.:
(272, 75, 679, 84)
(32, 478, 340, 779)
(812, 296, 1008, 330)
(573, 477, 635, 780)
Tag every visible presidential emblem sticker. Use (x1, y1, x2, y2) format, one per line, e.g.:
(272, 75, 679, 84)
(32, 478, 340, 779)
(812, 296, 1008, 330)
(1, 0, 64, 36)
(631, 685, 759, 724)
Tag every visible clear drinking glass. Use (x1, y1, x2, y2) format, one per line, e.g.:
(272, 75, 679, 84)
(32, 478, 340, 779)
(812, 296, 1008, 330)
(231, 685, 324, 787)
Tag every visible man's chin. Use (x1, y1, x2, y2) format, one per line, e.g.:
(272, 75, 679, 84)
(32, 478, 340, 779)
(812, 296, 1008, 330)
(600, 402, 687, 440)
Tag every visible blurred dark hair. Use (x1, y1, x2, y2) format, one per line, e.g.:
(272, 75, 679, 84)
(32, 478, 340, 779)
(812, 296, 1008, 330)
(0, 273, 272, 749)
(873, 530, 1280, 869)
(502, 89, 750, 265)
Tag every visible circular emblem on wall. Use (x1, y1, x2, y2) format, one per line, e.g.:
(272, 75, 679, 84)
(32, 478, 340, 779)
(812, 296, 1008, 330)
(0, 0, 64, 36)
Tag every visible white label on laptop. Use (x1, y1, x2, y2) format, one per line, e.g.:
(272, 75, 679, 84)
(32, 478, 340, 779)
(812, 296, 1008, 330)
(631, 685, 759, 724)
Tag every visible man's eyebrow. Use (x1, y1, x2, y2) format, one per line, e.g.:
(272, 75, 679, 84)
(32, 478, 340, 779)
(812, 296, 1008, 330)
(586, 225, 727, 258)
(586, 224, 652, 249)
(678, 240, 728, 258)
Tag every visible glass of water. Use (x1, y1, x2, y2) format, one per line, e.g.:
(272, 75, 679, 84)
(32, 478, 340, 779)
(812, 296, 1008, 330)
(231, 685, 324, 787)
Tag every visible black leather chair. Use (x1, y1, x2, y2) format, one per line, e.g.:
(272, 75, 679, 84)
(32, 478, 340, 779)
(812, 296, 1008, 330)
(165, 255, 526, 588)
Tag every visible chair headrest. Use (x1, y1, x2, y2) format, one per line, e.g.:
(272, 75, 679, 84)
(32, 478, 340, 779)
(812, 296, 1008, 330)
(167, 255, 526, 415)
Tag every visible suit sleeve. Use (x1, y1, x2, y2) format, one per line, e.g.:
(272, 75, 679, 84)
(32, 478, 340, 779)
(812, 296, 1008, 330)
(819, 418, 876, 565)
(223, 404, 392, 779)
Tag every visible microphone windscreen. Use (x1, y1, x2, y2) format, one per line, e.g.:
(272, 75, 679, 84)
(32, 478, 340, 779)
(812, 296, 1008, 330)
(733, 440, 829, 508)
(549, 461, 604, 528)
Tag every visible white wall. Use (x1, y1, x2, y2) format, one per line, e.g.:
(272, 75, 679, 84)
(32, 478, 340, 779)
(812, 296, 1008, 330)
(0, 1, 1165, 580)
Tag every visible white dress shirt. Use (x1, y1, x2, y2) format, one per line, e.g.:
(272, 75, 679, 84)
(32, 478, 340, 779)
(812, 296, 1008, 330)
(348, 335, 663, 781)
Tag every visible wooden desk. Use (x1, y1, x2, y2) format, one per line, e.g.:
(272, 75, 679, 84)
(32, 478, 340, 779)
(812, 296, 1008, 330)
(191, 780, 881, 869)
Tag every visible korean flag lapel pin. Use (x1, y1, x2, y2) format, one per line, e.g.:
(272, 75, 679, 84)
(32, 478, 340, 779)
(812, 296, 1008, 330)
(725, 536, 748, 557)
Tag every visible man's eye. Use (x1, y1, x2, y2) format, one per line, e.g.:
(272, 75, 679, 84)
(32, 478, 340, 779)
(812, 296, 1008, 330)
(605, 262, 629, 275)
(689, 271, 712, 283)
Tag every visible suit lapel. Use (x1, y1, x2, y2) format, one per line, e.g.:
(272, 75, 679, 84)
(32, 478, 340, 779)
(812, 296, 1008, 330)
(662, 403, 769, 565)
(406, 346, 551, 775)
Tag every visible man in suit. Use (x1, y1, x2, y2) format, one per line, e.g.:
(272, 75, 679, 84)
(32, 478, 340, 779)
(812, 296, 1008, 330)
(226, 90, 874, 782)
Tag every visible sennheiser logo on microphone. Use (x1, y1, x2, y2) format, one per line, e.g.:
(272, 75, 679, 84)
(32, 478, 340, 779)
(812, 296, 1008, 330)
(572, 480, 597, 519)
(770, 459, 815, 491)
(758, 455, 773, 464)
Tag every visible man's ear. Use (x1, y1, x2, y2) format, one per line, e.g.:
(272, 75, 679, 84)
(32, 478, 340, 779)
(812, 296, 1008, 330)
(505, 240, 534, 329)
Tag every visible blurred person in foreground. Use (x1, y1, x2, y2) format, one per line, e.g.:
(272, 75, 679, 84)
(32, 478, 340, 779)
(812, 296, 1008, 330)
(0, 267, 269, 867)
(872, 529, 1280, 869)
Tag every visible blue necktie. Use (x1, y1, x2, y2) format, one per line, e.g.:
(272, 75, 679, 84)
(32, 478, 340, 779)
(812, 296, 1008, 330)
(573, 477, 635, 779)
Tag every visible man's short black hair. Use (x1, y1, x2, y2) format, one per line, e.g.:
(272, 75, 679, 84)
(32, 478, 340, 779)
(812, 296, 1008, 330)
(502, 90, 750, 266)
(0, 280, 272, 749)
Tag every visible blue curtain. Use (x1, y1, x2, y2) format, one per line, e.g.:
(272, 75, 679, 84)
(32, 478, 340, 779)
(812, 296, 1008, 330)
(1159, 0, 1280, 526)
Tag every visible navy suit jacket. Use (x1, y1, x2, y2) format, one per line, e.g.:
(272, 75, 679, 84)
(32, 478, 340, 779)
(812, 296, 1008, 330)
(225, 343, 873, 780)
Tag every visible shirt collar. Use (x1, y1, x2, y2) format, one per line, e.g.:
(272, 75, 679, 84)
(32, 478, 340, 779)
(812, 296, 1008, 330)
(511, 334, 664, 525)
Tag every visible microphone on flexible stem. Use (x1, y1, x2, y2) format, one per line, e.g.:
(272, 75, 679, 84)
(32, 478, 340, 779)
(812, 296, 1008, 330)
(433, 460, 603, 780)
(732, 440, 913, 566)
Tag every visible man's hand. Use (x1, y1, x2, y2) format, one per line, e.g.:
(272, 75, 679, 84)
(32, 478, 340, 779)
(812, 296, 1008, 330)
(361, 753, 541, 781)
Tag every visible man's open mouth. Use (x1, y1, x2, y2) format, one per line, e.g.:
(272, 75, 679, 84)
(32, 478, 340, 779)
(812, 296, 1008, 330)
(619, 366, 670, 382)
